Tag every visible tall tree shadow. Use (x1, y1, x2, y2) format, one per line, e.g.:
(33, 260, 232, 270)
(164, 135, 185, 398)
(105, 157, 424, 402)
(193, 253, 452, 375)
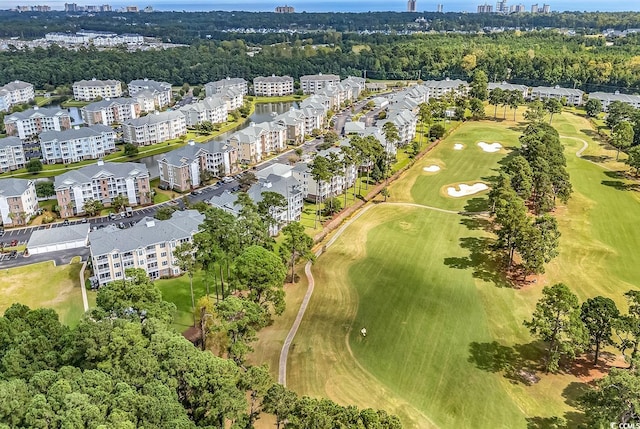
(579, 128, 600, 140)
(444, 236, 512, 288)
(462, 197, 490, 215)
(468, 340, 545, 385)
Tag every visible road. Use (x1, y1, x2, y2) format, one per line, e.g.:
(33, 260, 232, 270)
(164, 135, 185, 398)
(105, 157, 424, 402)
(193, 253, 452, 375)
(0, 89, 398, 268)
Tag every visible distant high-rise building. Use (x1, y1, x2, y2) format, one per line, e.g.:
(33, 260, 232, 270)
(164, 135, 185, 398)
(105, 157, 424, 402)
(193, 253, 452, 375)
(64, 3, 78, 11)
(477, 3, 493, 13)
(496, 0, 508, 14)
(275, 5, 295, 13)
(437, 4, 443, 12)
(531, 3, 539, 13)
(515, 3, 525, 12)
(407, 0, 417, 12)
(542, 3, 550, 13)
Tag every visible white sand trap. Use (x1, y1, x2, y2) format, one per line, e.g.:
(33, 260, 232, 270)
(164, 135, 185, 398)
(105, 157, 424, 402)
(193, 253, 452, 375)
(447, 183, 489, 198)
(453, 143, 464, 150)
(423, 165, 441, 172)
(478, 142, 503, 153)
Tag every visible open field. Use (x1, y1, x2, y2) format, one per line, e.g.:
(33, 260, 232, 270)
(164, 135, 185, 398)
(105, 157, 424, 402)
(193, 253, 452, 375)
(0, 259, 95, 327)
(267, 110, 640, 428)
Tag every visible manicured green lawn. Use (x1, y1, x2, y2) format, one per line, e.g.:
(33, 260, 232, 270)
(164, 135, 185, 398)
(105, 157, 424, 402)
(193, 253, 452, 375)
(0, 260, 95, 327)
(282, 113, 640, 428)
(155, 272, 210, 331)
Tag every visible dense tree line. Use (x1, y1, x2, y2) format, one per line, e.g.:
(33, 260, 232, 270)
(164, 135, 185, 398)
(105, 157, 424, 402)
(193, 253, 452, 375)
(3, 11, 640, 43)
(488, 120, 570, 279)
(3, 31, 640, 91)
(0, 268, 401, 428)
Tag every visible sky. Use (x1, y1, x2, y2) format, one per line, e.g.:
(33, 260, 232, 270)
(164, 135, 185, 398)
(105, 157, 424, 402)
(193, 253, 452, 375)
(12, 0, 640, 13)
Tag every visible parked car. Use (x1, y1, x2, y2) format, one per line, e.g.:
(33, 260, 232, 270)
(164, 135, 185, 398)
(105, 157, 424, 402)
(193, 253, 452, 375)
(10, 240, 18, 247)
(9, 250, 17, 259)
(118, 222, 126, 229)
(62, 219, 70, 226)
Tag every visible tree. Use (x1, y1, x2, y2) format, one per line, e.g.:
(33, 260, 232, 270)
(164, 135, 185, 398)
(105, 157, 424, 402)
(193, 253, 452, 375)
(508, 90, 525, 121)
(82, 199, 103, 217)
(606, 100, 635, 130)
(504, 155, 533, 201)
(524, 283, 587, 373)
(111, 194, 128, 212)
(382, 121, 400, 148)
(493, 186, 528, 265)
(469, 97, 485, 120)
(579, 367, 640, 427)
(626, 145, 640, 177)
(233, 246, 287, 317)
(611, 121, 634, 161)
(238, 172, 257, 192)
(263, 384, 297, 429)
(470, 69, 488, 100)
(488, 88, 504, 119)
(545, 98, 563, 124)
(323, 196, 342, 216)
(257, 191, 288, 231)
(309, 155, 332, 229)
(280, 222, 314, 283)
(429, 123, 446, 140)
(35, 181, 55, 198)
(214, 296, 267, 364)
(581, 296, 620, 366)
(585, 98, 602, 117)
(174, 242, 198, 325)
(154, 205, 176, 220)
(123, 143, 139, 157)
(616, 290, 640, 367)
(524, 100, 546, 123)
(93, 268, 176, 324)
(323, 130, 339, 145)
(26, 159, 42, 173)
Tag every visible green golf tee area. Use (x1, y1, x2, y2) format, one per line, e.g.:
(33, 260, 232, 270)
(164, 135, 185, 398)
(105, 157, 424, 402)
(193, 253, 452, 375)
(266, 112, 640, 428)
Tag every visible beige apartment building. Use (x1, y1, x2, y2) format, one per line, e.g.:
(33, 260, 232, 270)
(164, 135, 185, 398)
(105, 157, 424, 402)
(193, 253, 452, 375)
(73, 78, 123, 101)
(81, 98, 141, 126)
(121, 110, 187, 145)
(253, 75, 294, 96)
(89, 210, 204, 285)
(0, 178, 39, 226)
(4, 107, 72, 140)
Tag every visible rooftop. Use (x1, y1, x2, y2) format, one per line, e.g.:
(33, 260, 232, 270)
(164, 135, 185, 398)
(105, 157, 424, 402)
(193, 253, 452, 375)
(40, 124, 114, 142)
(0, 178, 32, 197)
(54, 161, 148, 189)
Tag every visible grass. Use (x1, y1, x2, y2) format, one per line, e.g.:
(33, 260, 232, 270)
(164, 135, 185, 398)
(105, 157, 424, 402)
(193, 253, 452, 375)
(0, 260, 95, 327)
(256, 111, 640, 428)
(155, 272, 210, 331)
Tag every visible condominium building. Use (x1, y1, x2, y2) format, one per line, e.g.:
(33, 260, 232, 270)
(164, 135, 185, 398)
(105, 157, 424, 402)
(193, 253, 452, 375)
(380, 108, 418, 146)
(121, 111, 187, 146)
(72, 78, 123, 101)
(422, 78, 469, 98)
(274, 109, 306, 144)
(157, 140, 238, 192)
(275, 5, 295, 13)
(0, 137, 27, 172)
(55, 160, 151, 218)
(89, 210, 204, 285)
(81, 97, 141, 126)
(128, 79, 172, 111)
(253, 75, 294, 96)
(292, 150, 357, 201)
(219, 87, 244, 111)
(0, 178, 38, 226)
(4, 107, 72, 140)
(300, 74, 341, 94)
(39, 125, 117, 164)
(205, 77, 248, 97)
(178, 96, 228, 127)
(0, 80, 35, 111)
(530, 85, 584, 106)
(246, 174, 303, 235)
(589, 91, 640, 111)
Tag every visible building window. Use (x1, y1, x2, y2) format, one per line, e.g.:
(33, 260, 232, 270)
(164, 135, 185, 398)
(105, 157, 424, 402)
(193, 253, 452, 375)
(114, 263, 121, 268)
(162, 261, 168, 266)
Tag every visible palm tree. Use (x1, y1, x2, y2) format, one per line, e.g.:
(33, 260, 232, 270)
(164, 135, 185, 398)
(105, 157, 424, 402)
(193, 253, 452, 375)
(309, 156, 331, 229)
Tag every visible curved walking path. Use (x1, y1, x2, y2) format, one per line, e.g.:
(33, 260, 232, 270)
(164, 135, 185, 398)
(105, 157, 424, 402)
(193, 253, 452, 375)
(278, 204, 375, 385)
(561, 134, 614, 172)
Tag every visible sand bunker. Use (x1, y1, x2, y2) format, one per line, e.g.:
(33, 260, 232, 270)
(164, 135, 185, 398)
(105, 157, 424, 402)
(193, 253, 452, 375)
(447, 183, 489, 197)
(478, 142, 503, 153)
(453, 143, 464, 150)
(423, 165, 441, 172)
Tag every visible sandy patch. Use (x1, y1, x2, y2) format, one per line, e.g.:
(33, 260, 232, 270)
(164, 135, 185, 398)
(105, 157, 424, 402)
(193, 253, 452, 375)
(423, 165, 441, 172)
(446, 183, 489, 198)
(478, 142, 503, 153)
(453, 143, 464, 150)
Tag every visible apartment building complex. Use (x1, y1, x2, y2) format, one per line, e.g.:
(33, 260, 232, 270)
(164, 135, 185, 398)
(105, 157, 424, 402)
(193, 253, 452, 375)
(0, 178, 38, 226)
(530, 85, 584, 106)
(178, 96, 228, 127)
(422, 78, 469, 98)
(3, 107, 72, 140)
(39, 125, 117, 164)
(0, 137, 27, 172)
(253, 75, 294, 96)
(121, 111, 187, 145)
(81, 97, 141, 126)
(205, 77, 248, 97)
(228, 122, 287, 164)
(89, 210, 204, 285)
(589, 91, 640, 111)
(300, 74, 341, 94)
(0, 80, 35, 112)
(72, 78, 123, 101)
(55, 161, 151, 218)
(127, 79, 172, 111)
(157, 140, 238, 192)
(488, 82, 530, 99)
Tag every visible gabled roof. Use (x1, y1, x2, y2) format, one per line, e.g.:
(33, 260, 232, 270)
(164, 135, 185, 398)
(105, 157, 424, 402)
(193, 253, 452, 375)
(255, 162, 293, 179)
(5, 107, 69, 121)
(254, 75, 293, 83)
(123, 110, 184, 126)
(54, 161, 148, 189)
(28, 224, 89, 248)
(209, 190, 242, 216)
(531, 86, 584, 96)
(89, 210, 204, 256)
(82, 97, 138, 112)
(128, 79, 171, 92)
(0, 178, 32, 197)
(73, 79, 120, 88)
(40, 125, 114, 142)
(300, 74, 340, 81)
(247, 174, 301, 203)
(158, 143, 201, 166)
(0, 136, 23, 149)
(1, 80, 33, 92)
